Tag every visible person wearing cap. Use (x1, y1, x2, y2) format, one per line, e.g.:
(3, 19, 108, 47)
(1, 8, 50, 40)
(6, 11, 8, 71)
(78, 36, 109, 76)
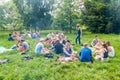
(75, 24, 82, 44)
(79, 43, 92, 63)
(35, 39, 44, 54)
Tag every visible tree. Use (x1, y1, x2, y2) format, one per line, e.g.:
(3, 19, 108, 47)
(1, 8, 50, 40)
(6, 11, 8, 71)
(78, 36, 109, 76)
(4, 0, 23, 30)
(13, 0, 54, 31)
(81, 0, 120, 34)
(0, 0, 23, 30)
(52, 0, 83, 33)
(0, 5, 6, 30)
(109, 0, 120, 34)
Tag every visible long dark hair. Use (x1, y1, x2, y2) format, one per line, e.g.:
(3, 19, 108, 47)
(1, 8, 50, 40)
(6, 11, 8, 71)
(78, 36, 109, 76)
(106, 41, 111, 46)
(103, 44, 108, 51)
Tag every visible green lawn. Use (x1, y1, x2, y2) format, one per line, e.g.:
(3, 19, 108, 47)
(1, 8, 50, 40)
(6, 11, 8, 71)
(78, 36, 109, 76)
(0, 31, 120, 80)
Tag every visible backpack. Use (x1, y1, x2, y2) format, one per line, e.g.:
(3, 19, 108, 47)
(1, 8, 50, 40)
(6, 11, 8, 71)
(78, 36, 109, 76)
(44, 54, 54, 58)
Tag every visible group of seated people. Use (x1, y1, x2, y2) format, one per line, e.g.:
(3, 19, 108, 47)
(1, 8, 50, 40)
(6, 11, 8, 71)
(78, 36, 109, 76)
(91, 35, 115, 61)
(8, 31, 40, 41)
(35, 32, 115, 63)
(9, 32, 115, 63)
(34, 32, 78, 62)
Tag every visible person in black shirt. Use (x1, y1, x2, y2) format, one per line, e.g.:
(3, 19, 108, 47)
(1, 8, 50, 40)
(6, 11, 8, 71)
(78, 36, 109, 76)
(75, 24, 82, 44)
(54, 40, 63, 54)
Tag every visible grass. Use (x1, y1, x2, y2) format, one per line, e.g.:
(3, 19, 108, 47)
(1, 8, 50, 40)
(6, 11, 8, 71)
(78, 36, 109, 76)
(0, 30, 120, 80)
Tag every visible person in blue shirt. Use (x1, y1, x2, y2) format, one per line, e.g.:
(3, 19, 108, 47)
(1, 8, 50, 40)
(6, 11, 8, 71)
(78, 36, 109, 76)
(75, 24, 82, 44)
(79, 43, 92, 63)
(35, 40, 44, 54)
(8, 34, 14, 41)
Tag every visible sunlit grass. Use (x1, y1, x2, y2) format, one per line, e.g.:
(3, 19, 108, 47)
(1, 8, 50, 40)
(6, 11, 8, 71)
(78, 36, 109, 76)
(0, 30, 120, 80)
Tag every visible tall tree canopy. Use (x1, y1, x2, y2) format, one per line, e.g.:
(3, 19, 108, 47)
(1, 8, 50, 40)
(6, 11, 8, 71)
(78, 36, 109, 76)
(81, 0, 120, 34)
(52, 0, 84, 33)
(13, 0, 54, 31)
(0, 0, 23, 30)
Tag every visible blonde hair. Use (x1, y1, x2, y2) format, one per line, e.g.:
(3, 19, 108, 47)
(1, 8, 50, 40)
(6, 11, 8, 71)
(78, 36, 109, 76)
(76, 24, 80, 28)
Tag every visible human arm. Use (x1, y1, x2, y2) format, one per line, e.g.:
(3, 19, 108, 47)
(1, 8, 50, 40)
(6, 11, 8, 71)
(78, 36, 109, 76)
(63, 48, 71, 56)
(80, 28, 82, 38)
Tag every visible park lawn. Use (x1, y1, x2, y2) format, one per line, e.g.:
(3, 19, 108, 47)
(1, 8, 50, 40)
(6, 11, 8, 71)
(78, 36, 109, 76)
(0, 30, 120, 80)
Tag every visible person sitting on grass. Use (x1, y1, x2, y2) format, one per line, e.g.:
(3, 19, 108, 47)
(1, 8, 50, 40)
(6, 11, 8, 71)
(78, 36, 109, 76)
(91, 35, 99, 47)
(27, 32, 32, 38)
(18, 40, 29, 54)
(35, 39, 44, 54)
(94, 44, 109, 61)
(92, 40, 103, 54)
(63, 42, 77, 61)
(63, 42, 72, 61)
(54, 39, 63, 54)
(56, 42, 78, 63)
(16, 34, 22, 42)
(105, 41, 115, 57)
(8, 34, 14, 41)
(102, 44, 109, 61)
(79, 43, 92, 63)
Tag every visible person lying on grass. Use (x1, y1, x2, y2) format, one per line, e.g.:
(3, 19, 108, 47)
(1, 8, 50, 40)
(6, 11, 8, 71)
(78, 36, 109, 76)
(79, 43, 92, 63)
(0, 59, 9, 64)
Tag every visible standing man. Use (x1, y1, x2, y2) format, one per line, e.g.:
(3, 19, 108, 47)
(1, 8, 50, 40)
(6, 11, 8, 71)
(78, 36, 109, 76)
(75, 24, 82, 44)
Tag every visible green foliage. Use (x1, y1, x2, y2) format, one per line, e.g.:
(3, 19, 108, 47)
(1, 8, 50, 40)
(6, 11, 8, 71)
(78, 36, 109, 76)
(81, 0, 120, 34)
(13, 0, 54, 31)
(0, 30, 120, 79)
(52, 0, 82, 33)
(0, 0, 23, 30)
